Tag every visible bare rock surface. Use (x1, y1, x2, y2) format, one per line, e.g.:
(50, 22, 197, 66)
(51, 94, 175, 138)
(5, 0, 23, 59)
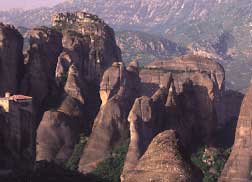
(36, 12, 123, 163)
(122, 130, 200, 182)
(146, 55, 225, 91)
(36, 111, 81, 162)
(78, 61, 140, 174)
(52, 12, 122, 84)
(140, 55, 224, 143)
(21, 26, 63, 110)
(55, 30, 90, 87)
(36, 64, 88, 163)
(219, 81, 252, 182)
(0, 23, 24, 96)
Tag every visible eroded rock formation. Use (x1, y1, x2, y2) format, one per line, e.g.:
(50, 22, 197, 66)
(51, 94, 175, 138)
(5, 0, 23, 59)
(140, 55, 224, 143)
(55, 30, 90, 87)
(52, 12, 122, 84)
(0, 23, 24, 96)
(122, 76, 173, 175)
(36, 64, 86, 163)
(122, 130, 201, 182)
(219, 81, 252, 182)
(0, 12, 231, 182)
(36, 110, 82, 162)
(21, 27, 63, 114)
(121, 63, 217, 180)
(78, 61, 140, 174)
(36, 12, 122, 163)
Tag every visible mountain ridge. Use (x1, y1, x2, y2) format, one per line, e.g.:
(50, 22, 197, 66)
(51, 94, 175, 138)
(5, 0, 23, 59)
(1, 0, 252, 92)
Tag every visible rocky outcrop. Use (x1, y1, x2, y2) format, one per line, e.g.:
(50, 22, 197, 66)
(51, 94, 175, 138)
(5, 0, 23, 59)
(36, 111, 81, 162)
(55, 30, 90, 87)
(121, 77, 203, 181)
(140, 55, 224, 143)
(122, 130, 201, 182)
(122, 93, 167, 175)
(0, 23, 24, 96)
(52, 12, 122, 84)
(219, 81, 252, 182)
(0, 94, 34, 171)
(36, 12, 123, 163)
(78, 61, 140, 174)
(142, 55, 225, 96)
(36, 64, 87, 163)
(122, 56, 224, 179)
(99, 62, 125, 106)
(21, 27, 63, 111)
(121, 77, 173, 174)
(36, 31, 89, 164)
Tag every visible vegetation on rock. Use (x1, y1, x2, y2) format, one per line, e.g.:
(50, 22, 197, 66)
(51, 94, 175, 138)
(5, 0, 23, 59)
(191, 146, 231, 182)
(65, 133, 87, 171)
(93, 143, 129, 182)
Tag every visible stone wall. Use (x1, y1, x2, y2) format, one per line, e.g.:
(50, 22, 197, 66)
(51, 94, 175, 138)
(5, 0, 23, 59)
(0, 97, 34, 170)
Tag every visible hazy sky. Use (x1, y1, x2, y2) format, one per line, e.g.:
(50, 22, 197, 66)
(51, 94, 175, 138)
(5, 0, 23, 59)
(1, 0, 66, 10)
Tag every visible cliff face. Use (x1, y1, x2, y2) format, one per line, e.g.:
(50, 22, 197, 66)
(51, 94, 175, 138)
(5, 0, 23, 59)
(0, 11, 241, 181)
(21, 27, 63, 111)
(121, 74, 203, 181)
(36, 12, 122, 164)
(140, 55, 225, 130)
(122, 130, 201, 182)
(78, 61, 140, 173)
(219, 81, 252, 182)
(52, 12, 122, 84)
(3, 0, 252, 93)
(0, 96, 34, 171)
(0, 23, 24, 96)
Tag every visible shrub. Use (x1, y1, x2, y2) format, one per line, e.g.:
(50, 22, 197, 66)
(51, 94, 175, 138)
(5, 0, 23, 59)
(65, 133, 87, 171)
(93, 143, 129, 182)
(191, 146, 231, 182)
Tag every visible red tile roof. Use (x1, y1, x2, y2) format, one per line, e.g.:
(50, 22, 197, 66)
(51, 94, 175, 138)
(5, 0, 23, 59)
(0, 95, 32, 101)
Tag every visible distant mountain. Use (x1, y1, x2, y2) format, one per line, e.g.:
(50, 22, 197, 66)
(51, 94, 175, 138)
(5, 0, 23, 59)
(116, 30, 187, 65)
(1, 0, 252, 92)
(0, 0, 251, 60)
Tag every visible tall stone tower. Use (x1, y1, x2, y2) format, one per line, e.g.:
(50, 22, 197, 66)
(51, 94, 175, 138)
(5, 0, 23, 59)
(0, 93, 34, 170)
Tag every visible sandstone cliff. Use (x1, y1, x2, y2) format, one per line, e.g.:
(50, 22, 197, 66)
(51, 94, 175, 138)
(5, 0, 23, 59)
(121, 77, 204, 181)
(21, 26, 63, 115)
(36, 64, 87, 163)
(78, 61, 140, 174)
(219, 81, 252, 182)
(122, 130, 201, 182)
(36, 110, 82, 163)
(36, 36, 89, 163)
(140, 55, 225, 141)
(36, 12, 122, 164)
(0, 11, 235, 182)
(0, 23, 24, 96)
(52, 12, 122, 84)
